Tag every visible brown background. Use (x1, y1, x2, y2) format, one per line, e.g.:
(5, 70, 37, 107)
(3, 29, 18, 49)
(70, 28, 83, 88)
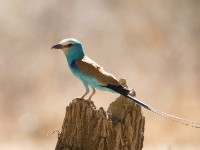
(0, 0, 200, 149)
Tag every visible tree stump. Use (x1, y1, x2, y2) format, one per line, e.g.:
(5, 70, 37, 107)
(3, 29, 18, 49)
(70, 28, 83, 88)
(55, 79, 145, 150)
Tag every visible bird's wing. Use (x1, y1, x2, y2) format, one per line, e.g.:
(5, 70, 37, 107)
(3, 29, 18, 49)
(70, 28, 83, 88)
(75, 56, 120, 86)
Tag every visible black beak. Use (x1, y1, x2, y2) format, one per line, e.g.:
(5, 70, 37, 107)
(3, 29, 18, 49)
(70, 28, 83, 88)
(51, 44, 63, 49)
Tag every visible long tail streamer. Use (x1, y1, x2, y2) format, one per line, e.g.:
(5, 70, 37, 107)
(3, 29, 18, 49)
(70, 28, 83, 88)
(126, 94, 200, 128)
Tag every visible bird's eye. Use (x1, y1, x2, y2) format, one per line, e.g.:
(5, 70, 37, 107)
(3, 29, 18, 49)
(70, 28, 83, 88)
(67, 43, 73, 47)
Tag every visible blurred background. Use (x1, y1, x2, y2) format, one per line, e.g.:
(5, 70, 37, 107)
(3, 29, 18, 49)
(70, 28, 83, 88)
(0, 0, 200, 149)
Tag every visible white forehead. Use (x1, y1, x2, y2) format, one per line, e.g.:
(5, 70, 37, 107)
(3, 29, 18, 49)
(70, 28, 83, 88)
(59, 38, 81, 45)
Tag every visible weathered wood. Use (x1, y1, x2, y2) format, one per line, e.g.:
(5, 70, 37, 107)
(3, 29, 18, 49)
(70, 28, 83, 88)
(55, 80, 145, 150)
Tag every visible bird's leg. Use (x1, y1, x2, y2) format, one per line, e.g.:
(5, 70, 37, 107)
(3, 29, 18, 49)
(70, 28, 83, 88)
(81, 82, 89, 99)
(87, 88, 96, 101)
(87, 88, 96, 109)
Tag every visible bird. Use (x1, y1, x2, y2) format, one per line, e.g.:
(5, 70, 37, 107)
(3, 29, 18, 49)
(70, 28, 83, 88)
(52, 38, 200, 128)
(51, 38, 133, 101)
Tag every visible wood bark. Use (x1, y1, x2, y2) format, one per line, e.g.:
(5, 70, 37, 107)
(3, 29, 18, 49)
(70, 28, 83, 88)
(55, 79, 145, 150)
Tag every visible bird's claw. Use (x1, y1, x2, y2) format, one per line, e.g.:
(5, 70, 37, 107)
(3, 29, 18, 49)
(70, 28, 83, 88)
(86, 98, 92, 101)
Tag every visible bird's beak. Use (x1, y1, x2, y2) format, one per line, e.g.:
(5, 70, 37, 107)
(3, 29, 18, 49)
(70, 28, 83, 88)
(51, 44, 63, 49)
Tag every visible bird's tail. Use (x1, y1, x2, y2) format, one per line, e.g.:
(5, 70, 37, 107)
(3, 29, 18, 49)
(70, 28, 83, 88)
(103, 84, 200, 128)
(126, 94, 200, 128)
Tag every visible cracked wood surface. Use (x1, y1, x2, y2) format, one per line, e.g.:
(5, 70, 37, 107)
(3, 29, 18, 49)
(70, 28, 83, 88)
(55, 80, 145, 150)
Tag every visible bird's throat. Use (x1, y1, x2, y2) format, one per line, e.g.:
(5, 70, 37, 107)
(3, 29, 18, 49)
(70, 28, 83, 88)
(65, 45, 85, 65)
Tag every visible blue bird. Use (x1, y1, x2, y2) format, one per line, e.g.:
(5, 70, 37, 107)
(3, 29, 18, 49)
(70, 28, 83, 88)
(52, 38, 200, 128)
(51, 38, 133, 100)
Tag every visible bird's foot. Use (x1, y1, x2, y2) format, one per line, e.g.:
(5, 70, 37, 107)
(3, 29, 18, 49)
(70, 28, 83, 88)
(80, 93, 88, 100)
(86, 97, 92, 101)
(88, 99, 96, 110)
(80, 96, 85, 100)
(72, 97, 85, 103)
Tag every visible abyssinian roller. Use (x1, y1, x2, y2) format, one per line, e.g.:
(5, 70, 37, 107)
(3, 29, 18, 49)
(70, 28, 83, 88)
(52, 38, 200, 128)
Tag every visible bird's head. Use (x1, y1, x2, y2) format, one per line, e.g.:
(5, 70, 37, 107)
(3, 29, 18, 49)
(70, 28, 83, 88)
(51, 38, 82, 54)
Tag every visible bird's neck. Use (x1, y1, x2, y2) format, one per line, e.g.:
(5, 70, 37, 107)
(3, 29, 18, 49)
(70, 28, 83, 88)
(65, 45, 85, 65)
